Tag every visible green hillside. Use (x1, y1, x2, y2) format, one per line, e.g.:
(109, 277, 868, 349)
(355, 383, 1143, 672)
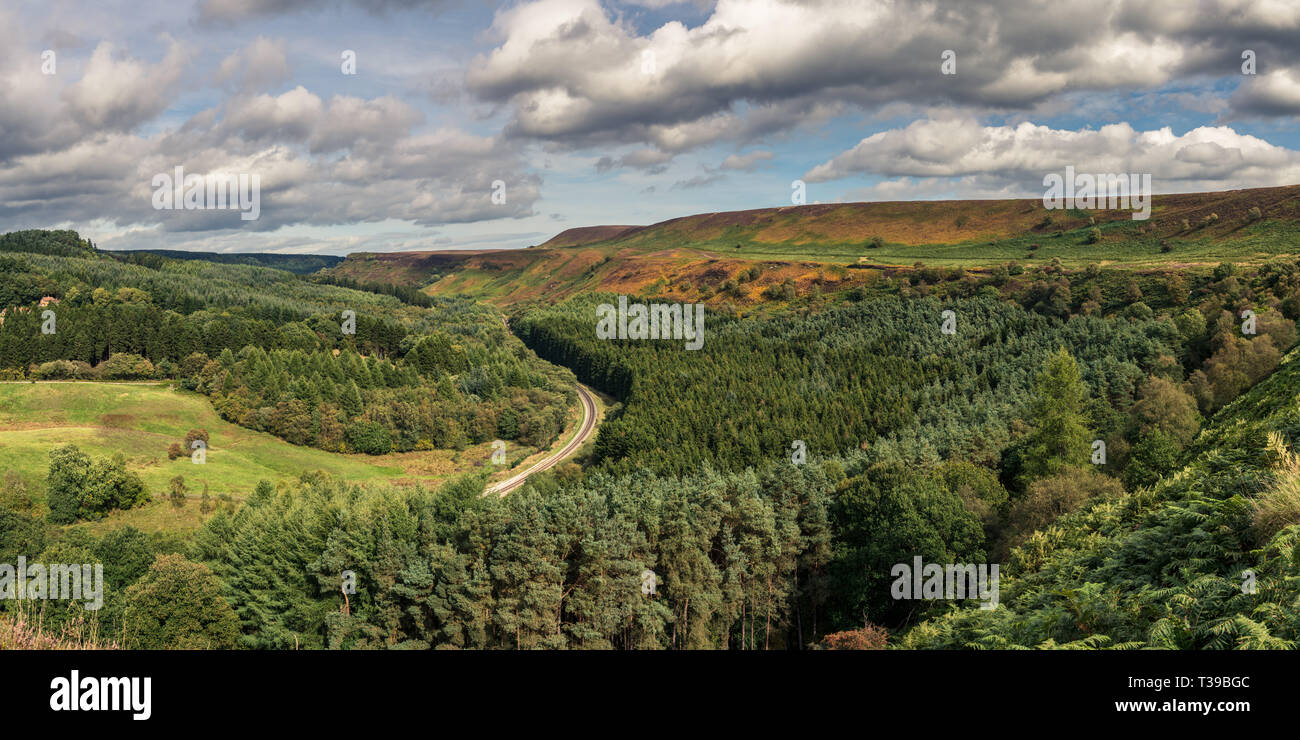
(0, 382, 423, 533)
(901, 349, 1300, 649)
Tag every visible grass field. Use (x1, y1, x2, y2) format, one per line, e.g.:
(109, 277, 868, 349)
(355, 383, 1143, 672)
(0, 381, 532, 533)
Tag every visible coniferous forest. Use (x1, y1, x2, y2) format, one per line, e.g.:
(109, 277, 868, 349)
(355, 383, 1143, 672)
(3, 229, 1300, 653)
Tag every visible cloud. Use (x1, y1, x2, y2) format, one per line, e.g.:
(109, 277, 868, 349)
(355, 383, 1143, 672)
(197, 0, 450, 24)
(215, 37, 290, 93)
(41, 29, 87, 51)
(804, 116, 1300, 197)
(672, 171, 725, 189)
(61, 40, 192, 131)
(0, 27, 540, 237)
(720, 150, 772, 171)
(466, 0, 1300, 153)
(1232, 69, 1300, 116)
(595, 148, 673, 172)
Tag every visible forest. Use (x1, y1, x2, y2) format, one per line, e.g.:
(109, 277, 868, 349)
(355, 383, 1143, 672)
(2, 229, 1300, 649)
(0, 234, 574, 460)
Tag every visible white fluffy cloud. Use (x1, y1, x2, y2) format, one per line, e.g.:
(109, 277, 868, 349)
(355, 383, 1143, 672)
(805, 117, 1300, 196)
(62, 40, 192, 131)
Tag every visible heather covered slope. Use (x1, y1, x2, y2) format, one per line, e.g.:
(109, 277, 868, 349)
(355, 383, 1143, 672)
(539, 225, 641, 248)
(322, 184, 1300, 307)
(565, 184, 1300, 255)
(900, 349, 1300, 649)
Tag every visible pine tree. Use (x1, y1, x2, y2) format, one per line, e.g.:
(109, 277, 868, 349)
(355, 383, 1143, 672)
(342, 380, 363, 417)
(1020, 347, 1093, 482)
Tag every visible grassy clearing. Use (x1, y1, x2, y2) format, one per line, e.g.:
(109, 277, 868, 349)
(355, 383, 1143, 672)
(0, 381, 536, 533)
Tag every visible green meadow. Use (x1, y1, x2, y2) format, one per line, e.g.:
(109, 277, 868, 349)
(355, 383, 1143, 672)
(0, 382, 464, 533)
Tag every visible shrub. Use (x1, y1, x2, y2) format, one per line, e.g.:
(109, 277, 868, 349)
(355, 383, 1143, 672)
(31, 360, 93, 380)
(119, 554, 240, 649)
(1123, 429, 1182, 490)
(1212, 262, 1237, 281)
(820, 622, 888, 650)
(346, 420, 393, 455)
(183, 429, 210, 454)
(96, 353, 155, 380)
(1003, 466, 1124, 548)
(169, 475, 188, 509)
(1253, 433, 1300, 543)
(167, 442, 183, 460)
(46, 445, 146, 522)
(1248, 206, 1262, 222)
(936, 460, 1008, 534)
(1086, 227, 1102, 244)
(0, 470, 33, 515)
(1283, 293, 1300, 321)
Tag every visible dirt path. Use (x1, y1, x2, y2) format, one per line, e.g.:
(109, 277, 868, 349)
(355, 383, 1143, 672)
(484, 382, 598, 496)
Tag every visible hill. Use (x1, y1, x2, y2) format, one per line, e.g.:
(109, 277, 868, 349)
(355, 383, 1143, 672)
(0, 230, 97, 258)
(116, 249, 343, 274)
(568, 185, 1300, 256)
(322, 184, 1300, 307)
(539, 225, 642, 248)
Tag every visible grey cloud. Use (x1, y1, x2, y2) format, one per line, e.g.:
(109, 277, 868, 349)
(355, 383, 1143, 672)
(1231, 70, 1300, 117)
(467, 0, 1300, 153)
(197, 0, 453, 24)
(595, 148, 673, 172)
(215, 37, 291, 93)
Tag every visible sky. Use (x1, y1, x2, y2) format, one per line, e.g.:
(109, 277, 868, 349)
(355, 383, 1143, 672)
(3, 0, 1300, 255)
